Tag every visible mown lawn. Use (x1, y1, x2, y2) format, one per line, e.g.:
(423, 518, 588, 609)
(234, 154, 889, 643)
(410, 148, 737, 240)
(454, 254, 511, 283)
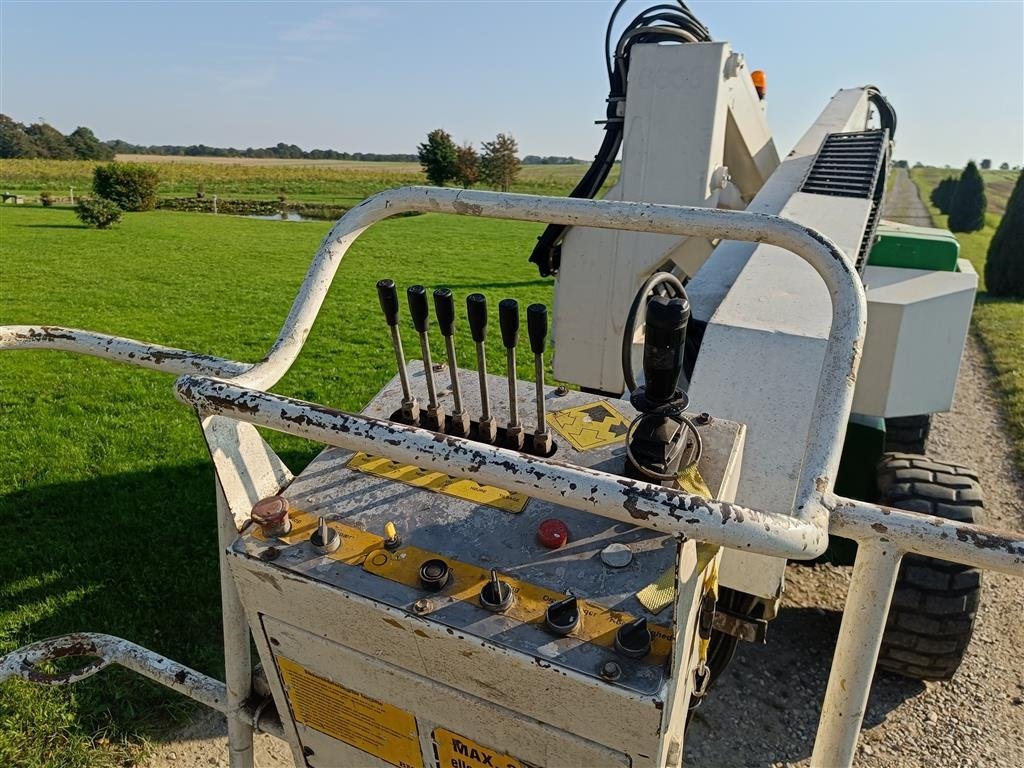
(0, 205, 552, 766)
(909, 169, 1024, 466)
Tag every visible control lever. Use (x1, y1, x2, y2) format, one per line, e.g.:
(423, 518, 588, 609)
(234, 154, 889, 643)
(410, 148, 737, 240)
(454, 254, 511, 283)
(407, 285, 445, 431)
(625, 295, 699, 485)
(526, 303, 551, 454)
(499, 299, 524, 450)
(466, 294, 497, 443)
(433, 288, 469, 436)
(376, 279, 420, 424)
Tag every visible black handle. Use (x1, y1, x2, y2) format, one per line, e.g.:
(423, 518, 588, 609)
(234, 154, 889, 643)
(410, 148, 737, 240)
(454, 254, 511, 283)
(466, 293, 488, 343)
(498, 299, 519, 350)
(642, 296, 690, 404)
(433, 288, 455, 337)
(526, 304, 547, 355)
(376, 279, 400, 326)
(407, 285, 429, 333)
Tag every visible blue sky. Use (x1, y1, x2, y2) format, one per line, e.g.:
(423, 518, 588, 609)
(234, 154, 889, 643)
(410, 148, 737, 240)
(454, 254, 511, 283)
(2, 1, 1021, 166)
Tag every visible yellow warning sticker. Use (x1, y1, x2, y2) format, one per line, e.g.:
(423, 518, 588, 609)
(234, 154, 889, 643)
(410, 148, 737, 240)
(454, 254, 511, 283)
(277, 656, 423, 768)
(547, 400, 630, 452)
(433, 729, 524, 768)
(348, 452, 529, 513)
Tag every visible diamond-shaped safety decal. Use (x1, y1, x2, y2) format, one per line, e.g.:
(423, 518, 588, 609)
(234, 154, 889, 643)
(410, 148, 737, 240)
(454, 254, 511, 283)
(547, 400, 630, 451)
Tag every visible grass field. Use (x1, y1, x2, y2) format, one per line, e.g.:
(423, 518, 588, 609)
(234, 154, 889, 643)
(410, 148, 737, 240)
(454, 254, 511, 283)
(0, 204, 554, 767)
(0, 157, 617, 206)
(909, 168, 1024, 465)
(911, 167, 1018, 216)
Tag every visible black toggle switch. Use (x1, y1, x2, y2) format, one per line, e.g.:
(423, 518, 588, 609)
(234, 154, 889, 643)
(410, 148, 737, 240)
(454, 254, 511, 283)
(614, 617, 652, 659)
(478, 569, 514, 613)
(545, 596, 581, 636)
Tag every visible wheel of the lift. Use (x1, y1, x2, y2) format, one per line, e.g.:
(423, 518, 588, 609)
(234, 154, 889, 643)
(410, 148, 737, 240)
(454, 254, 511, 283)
(884, 414, 932, 454)
(875, 453, 984, 681)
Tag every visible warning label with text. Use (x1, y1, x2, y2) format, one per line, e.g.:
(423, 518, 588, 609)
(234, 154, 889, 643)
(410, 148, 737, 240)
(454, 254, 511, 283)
(433, 729, 524, 768)
(277, 656, 423, 768)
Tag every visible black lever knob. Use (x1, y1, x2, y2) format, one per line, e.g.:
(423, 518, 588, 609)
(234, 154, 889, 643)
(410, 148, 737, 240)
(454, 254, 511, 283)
(376, 279, 400, 326)
(642, 296, 690, 405)
(466, 293, 488, 343)
(407, 285, 430, 333)
(545, 595, 581, 636)
(433, 288, 456, 337)
(499, 299, 519, 349)
(527, 304, 548, 355)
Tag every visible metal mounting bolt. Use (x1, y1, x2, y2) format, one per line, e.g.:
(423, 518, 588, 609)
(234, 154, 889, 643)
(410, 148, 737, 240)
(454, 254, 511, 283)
(600, 660, 622, 681)
(413, 598, 433, 614)
(554, 385, 569, 397)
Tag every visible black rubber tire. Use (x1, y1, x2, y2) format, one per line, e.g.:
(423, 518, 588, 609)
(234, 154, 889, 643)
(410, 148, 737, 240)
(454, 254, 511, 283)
(876, 453, 983, 681)
(884, 414, 932, 454)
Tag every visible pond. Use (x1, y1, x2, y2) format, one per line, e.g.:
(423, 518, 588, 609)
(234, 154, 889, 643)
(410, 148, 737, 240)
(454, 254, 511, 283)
(241, 211, 320, 222)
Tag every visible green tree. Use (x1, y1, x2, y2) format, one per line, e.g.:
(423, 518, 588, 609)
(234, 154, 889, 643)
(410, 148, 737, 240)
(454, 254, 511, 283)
(480, 133, 520, 192)
(984, 170, 1024, 296)
(947, 161, 986, 233)
(454, 143, 480, 188)
(25, 121, 73, 159)
(92, 162, 160, 211)
(980, 159, 992, 170)
(930, 177, 958, 214)
(0, 115, 44, 158)
(417, 129, 458, 186)
(67, 126, 115, 160)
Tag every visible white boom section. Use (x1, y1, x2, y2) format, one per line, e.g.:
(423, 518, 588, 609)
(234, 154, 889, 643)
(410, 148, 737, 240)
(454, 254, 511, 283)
(687, 88, 874, 598)
(553, 42, 778, 395)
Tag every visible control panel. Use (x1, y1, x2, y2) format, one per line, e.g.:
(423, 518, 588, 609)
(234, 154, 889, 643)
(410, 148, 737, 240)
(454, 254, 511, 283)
(227, 284, 745, 768)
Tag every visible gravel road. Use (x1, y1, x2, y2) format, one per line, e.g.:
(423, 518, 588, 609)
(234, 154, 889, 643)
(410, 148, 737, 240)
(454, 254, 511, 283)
(143, 169, 1023, 767)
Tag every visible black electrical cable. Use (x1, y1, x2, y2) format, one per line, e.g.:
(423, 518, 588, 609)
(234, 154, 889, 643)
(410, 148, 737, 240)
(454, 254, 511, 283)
(865, 85, 897, 139)
(621, 271, 686, 393)
(529, 1, 711, 277)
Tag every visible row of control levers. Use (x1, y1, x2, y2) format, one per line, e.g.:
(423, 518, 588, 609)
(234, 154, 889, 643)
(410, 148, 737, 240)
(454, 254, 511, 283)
(376, 279, 554, 457)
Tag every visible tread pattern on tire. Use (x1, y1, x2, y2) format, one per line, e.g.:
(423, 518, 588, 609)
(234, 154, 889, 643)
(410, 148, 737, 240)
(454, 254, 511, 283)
(884, 414, 932, 454)
(876, 452, 983, 681)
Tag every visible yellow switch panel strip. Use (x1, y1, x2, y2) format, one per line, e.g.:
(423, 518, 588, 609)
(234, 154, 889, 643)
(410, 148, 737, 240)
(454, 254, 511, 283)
(363, 544, 673, 662)
(255, 509, 673, 663)
(347, 452, 530, 513)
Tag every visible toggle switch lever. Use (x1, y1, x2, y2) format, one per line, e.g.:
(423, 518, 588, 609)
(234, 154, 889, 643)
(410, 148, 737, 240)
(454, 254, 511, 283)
(377, 279, 419, 424)
(466, 294, 497, 443)
(527, 303, 551, 455)
(614, 617, 652, 659)
(433, 288, 469, 436)
(499, 299, 524, 450)
(407, 285, 445, 431)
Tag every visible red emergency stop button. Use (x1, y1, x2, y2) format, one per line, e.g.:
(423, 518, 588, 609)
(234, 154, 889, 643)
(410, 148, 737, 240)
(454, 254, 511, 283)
(537, 518, 569, 549)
